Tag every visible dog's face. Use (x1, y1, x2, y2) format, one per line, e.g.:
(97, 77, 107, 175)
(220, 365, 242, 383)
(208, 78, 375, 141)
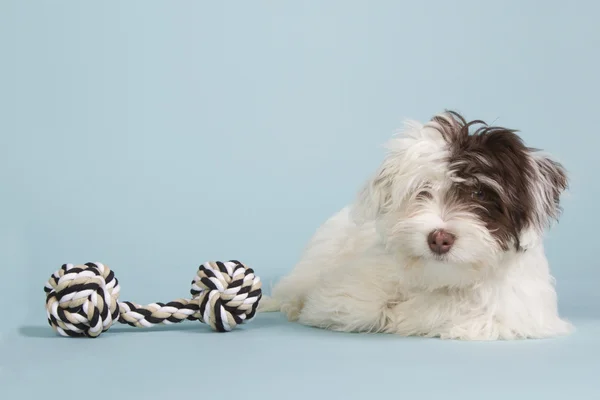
(353, 111, 567, 288)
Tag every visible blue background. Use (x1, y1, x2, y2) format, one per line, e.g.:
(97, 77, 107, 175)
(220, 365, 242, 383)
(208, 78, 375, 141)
(1, 1, 599, 398)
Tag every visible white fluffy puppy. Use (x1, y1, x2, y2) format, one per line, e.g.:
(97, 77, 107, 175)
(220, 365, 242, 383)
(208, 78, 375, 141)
(261, 111, 572, 340)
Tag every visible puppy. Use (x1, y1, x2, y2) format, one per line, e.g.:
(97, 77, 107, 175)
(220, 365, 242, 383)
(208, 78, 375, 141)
(261, 111, 572, 340)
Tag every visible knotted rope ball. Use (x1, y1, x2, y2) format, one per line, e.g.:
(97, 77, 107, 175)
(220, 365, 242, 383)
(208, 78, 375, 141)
(44, 260, 262, 338)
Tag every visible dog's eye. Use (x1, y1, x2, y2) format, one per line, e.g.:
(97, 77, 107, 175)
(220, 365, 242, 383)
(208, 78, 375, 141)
(471, 189, 485, 201)
(417, 190, 432, 199)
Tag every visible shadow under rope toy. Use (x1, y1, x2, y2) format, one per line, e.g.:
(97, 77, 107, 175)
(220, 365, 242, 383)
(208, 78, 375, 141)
(43, 260, 262, 338)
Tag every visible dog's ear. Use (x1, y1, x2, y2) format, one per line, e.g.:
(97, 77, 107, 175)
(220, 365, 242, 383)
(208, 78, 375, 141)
(519, 152, 568, 249)
(532, 153, 568, 221)
(352, 163, 395, 222)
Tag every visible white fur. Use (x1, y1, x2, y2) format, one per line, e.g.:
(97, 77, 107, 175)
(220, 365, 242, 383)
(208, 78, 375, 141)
(261, 116, 573, 340)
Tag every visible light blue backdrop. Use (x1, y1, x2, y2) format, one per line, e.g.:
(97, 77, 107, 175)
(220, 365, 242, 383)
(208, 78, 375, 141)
(1, 1, 599, 398)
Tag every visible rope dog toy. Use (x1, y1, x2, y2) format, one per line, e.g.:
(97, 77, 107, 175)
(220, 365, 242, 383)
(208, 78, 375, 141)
(44, 260, 262, 338)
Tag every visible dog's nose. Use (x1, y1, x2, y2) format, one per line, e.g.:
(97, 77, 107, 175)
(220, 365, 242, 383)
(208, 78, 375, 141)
(427, 229, 455, 255)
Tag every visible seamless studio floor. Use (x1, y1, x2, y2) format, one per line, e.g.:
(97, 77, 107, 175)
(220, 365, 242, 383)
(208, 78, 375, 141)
(2, 280, 599, 400)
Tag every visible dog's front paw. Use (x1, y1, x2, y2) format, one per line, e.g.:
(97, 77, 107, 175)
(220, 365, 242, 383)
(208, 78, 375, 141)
(438, 325, 500, 341)
(436, 321, 524, 341)
(436, 317, 574, 341)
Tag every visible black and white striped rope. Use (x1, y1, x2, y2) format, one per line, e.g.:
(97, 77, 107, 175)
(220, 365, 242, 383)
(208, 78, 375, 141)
(44, 260, 262, 338)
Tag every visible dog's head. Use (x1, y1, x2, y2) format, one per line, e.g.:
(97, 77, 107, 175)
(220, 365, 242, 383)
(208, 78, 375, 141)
(353, 111, 567, 288)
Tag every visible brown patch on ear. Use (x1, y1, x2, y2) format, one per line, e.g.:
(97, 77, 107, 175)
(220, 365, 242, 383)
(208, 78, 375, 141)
(432, 110, 537, 251)
(429, 110, 569, 252)
(532, 153, 568, 220)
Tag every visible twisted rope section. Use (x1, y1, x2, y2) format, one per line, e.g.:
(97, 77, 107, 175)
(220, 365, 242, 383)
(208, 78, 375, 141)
(44, 260, 262, 338)
(118, 299, 200, 327)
